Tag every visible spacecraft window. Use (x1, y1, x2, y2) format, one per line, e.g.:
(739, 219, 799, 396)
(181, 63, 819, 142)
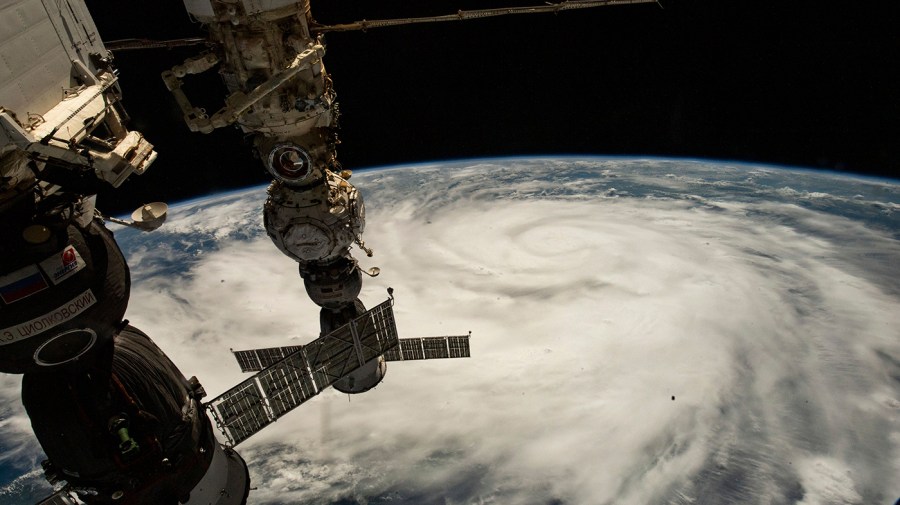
(33, 328, 97, 366)
(267, 144, 312, 184)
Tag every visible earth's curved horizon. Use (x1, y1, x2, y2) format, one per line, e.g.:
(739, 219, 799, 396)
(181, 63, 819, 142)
(1, 156, 899, 504)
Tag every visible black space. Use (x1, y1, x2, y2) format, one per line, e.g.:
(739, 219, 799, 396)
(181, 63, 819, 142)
(85, 0, 900, 214)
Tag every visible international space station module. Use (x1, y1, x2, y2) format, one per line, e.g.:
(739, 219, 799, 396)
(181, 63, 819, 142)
(0, 1, 247, 502)
(0, 1, 466, 503)
(0, 0, 654, 503)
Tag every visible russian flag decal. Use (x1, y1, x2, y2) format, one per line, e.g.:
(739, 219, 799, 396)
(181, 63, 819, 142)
(0, 264, 49, 304)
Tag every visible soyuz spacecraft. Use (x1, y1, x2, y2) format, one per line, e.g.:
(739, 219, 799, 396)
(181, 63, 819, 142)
(0, 1, 654, 503)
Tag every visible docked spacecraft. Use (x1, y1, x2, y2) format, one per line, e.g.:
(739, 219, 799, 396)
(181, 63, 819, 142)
(163, 0, 387, 395)
(0, 1, 455, 503)
(1, 1, 655, 503)
(0, 2, 247, 504)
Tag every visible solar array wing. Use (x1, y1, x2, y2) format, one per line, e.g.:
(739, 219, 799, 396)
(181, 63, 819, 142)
(447, 335, 471, 358)
(381, 344, 403, 362)
(232, 332, 472, 371)
(382, 334, 471, 362)
(36, 490, 78, 505)
(208, 379, 272, 446)
(208, 300, 398, 446)
(232, 345, 302, 372)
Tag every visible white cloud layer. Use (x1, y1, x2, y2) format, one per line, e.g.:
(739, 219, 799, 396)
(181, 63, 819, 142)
(2, 158, 899, 504)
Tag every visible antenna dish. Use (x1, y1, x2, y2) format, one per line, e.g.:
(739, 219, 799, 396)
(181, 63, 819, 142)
(130, 202, 169, 231)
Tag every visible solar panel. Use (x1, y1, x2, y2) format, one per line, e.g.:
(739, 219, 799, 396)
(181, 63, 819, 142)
(233, 332, 472, 368)
(257, 352, 317, 417)
(303, 323, 372, 390)
(211, 380, 272, 445)
(233, 349, 261, 372)
(399, 338, 424, 360)
(382, 334, 471, 361)
(382, 345, 403, 362)
(209, 299, 399, 445)
(356, 302, 399, 361)
(448, 335, 471, 358)
(232, 345, 303, 372)
(423, 337, 450, 359)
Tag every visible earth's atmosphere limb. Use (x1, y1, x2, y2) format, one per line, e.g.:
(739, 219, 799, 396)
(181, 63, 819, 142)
(1, 157, 898, 504)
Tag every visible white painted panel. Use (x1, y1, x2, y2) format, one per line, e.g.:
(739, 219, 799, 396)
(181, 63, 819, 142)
(242, 0, 298, 15)
(182, 0, 215, 20)
(0, 1, 72, 116)
(0, 0, 107, 117)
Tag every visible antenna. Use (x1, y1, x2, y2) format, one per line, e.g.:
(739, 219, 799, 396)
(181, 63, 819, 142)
(102, 202, 169, 231)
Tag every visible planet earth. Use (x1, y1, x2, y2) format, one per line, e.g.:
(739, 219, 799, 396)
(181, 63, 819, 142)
(1, 157, 899, 504)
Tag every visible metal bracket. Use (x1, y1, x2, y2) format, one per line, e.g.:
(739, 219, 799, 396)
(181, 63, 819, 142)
(162, 45, 325, 134)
